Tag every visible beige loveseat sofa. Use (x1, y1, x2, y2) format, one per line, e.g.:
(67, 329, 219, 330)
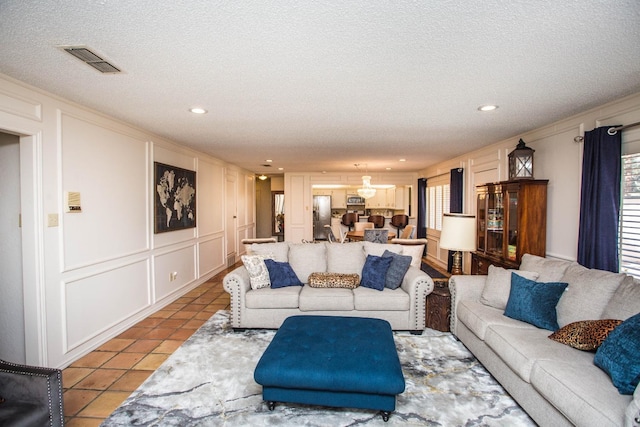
(223, 241, 433, 333)
(450, 254, 640, 427)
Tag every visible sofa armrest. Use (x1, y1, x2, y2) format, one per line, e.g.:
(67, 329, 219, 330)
(448, 274, 487, 336)
(223, 266, 251, 328)
(0, 360, 64, 427)
(400, 266, 434, 331)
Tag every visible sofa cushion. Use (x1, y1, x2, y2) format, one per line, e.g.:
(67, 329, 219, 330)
(484, 324, 594, 383)
(594, 312, 640, 395)
(399, 244, 424, 269)
(363, 241, 402, 257)
(556, 263, 626, 328)
(288, 243, 327, 283)
(531, 359, 631, 427)
(360, 255, 393, 291)
(382, 250, 412, 290)
(480, 265, 540, 310)
(457, 300, 536, 340)
(264, 260, 303, 288)
(602, 275, 640, 320)
(298, 286, 354, 311)
(519, 253, 572, 282)
(250, 242, 290, 262)
(548, 319, 623, 351)
(326, 242, 366, 274)
(241, 254, 272, 289)
(307, 272, 360, 289)
(353, 287, 410, 311)
(245, 287, 301, 309)
(504, 274, 568, 331)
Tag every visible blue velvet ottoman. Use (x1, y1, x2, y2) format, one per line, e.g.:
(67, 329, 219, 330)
(254, 315, 405, 421)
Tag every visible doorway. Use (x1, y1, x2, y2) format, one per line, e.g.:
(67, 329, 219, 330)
(0, 131, 25, 362)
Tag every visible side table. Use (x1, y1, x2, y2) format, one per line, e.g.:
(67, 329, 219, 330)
(425, 278, 451, 332)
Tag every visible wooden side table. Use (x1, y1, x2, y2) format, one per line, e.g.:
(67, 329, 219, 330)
(426, 278, 451, 332)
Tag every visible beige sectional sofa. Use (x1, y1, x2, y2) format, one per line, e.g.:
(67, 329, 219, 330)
(223, 241, 433, 333)
(450, 254, 640, 427)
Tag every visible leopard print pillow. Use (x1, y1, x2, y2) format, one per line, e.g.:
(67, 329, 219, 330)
(548, 319, 623, 351)
(308, 272, 360, 289)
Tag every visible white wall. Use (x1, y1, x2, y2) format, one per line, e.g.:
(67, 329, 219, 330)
(0, 74, 256, 368)
(0, 132, 25, 362)
(422, 92, 640, 270)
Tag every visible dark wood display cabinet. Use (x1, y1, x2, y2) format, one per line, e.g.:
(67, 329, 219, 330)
(471, 179, 548, 275)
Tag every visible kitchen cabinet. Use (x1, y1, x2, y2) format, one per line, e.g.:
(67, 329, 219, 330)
(472, 179, 548, 274)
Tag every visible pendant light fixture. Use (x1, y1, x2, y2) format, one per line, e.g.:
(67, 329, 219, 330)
(355, 164, 376, 199)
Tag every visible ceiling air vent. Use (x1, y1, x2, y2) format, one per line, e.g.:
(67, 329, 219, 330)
(61, 46, 121, 74)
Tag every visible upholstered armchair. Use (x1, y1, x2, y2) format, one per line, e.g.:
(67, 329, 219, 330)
(0, 359, 64, 426)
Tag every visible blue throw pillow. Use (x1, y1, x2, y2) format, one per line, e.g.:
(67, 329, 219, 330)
(361, 255, 393, 291)
(382, 250, 412, 289)
(504, 273, 568, 331)
(264, 259, 303, 288)
(594, 311, 640, 394)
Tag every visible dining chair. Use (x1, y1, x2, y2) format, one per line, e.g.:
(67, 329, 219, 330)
(324, 224, 337, 243)
(354, 222, 375, 231)
(399, 224, 415, 239)
(363, 229, 389, 243)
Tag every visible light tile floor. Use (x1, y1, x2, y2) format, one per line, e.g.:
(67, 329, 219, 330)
(62, 264, 234, 426)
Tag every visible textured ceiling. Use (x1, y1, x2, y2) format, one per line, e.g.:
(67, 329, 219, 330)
(1, 1, 639, 175)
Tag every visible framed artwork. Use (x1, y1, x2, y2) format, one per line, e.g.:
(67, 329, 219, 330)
(154, 162, 196, 233)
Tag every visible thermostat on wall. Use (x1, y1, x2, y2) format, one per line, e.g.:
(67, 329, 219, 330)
(65, 191, 82, 213)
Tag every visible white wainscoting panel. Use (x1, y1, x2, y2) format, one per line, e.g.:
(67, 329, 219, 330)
(154, 245, 197, 301)
(61, 113, 149, 270)
(65, 259, 150, 351)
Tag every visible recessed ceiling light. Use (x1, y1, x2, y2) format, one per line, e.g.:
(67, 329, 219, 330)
(386, 167, 392, 170)
(399, 159, 406, 162)
(266, 159, 273, 163)
(278, 167, 284, 171)
(478, 105, 498, 112)
(189, 107, 207, 114)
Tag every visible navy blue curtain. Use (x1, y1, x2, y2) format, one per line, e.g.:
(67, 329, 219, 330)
(447, 168, 464, 271)
(417, 178, 427, 239)
(577, 127, 621, 272)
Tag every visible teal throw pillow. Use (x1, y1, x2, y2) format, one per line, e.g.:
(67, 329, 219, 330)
(361, 255, 393, 291)
(504, 273, 568, 331)
(264, 259, 303, 288)
(382, 250, 412, 289)
(594, 311, 640, 394)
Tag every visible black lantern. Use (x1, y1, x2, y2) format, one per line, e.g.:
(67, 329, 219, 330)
(508, 139, 534, 180)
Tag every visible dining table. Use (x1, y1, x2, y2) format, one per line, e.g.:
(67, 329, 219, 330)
(345, 230, 395, 242)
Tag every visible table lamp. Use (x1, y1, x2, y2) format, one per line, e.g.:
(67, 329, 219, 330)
(439, 213, 477, 275)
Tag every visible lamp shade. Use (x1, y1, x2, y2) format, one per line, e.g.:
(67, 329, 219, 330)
(440, 213, 476, 251)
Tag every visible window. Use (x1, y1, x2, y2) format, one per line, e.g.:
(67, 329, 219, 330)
(620, 153, 640, 278)
(426, 174, 450, 232)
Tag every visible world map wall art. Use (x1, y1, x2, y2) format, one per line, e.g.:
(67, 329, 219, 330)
(154, 162, 196, 233)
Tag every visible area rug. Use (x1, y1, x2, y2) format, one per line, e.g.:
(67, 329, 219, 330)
(101, 311, 535, 426)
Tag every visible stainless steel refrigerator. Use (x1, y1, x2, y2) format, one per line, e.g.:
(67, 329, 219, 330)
(313, 195, 332, 240)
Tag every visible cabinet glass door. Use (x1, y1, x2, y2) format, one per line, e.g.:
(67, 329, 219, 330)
(477, 192, 486, 251)
(486, 187, 504, 257)
(507, 190, 518, 261)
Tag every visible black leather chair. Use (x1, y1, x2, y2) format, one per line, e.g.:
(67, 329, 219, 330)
(0, 359, 64, 426)
(390, 214, 409, 237)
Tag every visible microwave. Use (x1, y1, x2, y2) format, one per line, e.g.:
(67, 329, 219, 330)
(346, 195, 366, 204)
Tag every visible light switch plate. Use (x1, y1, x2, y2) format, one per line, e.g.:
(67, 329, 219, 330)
(47, 213, 59, 227)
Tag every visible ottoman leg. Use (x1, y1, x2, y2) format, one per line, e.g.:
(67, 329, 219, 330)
(267, 401, 276, 411)
(381, 411, 391, 422)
